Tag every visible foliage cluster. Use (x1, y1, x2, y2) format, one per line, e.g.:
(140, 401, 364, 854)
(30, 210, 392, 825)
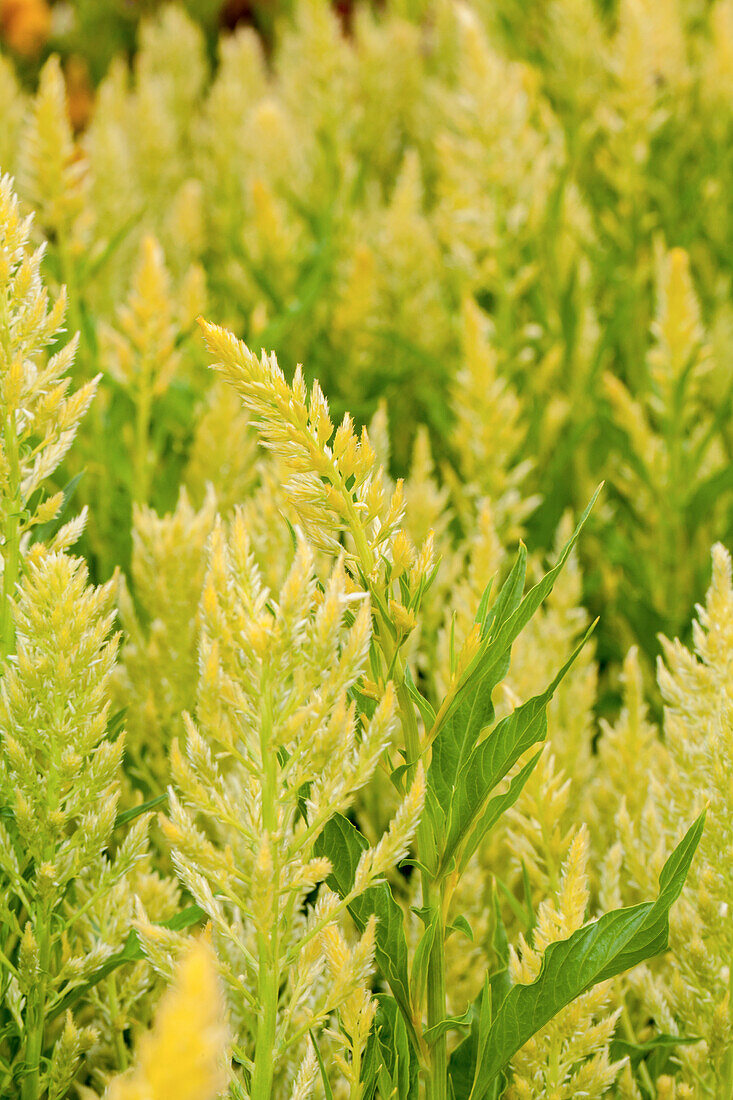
(0, 2, 731, 1098)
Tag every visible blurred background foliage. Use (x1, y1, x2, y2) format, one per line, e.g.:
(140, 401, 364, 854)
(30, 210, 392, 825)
(2, 0, 733, 720)
(1, 0, 350, 80)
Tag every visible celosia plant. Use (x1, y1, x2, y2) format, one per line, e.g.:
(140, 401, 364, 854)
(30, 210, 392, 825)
(198, 320, 704, 1100)
(1, 2, 733, 1096)
(0, 173, 97, 657)
(154, 517, 421, 1095)
(0, 551, 152, 1099)
(0, 172, 167, 1100)
(597, 544, 733, 1096)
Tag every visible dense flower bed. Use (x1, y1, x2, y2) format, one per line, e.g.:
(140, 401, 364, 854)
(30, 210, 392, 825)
(0, 3, 730, 1097)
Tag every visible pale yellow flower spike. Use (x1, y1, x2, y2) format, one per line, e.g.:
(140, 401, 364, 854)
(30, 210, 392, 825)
(107, 938, 229, 1100)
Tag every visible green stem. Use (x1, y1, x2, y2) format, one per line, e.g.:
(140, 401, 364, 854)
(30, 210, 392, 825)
(334, 464, 449, 1096)
(132, 385, 152, 504)
(393, 672, 449, 1097)
(251, 944, 278, 1100)
(424, 889, 448, 1100)
(393, 658, 449, 1098)
(251, 682, 280, 1100)
(106, 977, 128, 1072)
(395, 676, 421, 770)
(20, 632, 68, 1099)
(21, 908, 50, 1100)
(349, 1039, 364, 1100)
(621, 1003, 655, 1098)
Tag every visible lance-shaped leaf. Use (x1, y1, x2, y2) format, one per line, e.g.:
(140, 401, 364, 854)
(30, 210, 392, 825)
(428, 488, 600, 822)
(439, 625, 594, 878)
(455, 751, 541, 879)
(315, 814, 416, 1048)
(428, 545, 526, 815)
(410, 908, 440, 1011)
(476, 813, 704, 1086)
(362, 994, 419, 1100)
(609, 1033, 701, 1081)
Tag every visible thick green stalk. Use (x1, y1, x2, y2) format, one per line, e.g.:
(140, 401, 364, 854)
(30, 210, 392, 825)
(251, 682, 280, 1100)
(339, 482, 451, 1095)
(21, 640, 68, 1100)
(424, 890, 448, 1100)
(394, 665, 448, 1099)
(621, 1004, 655, 1098)
(251, 946, 278, 1100)
(349, 1040, 363, 1100)
(20, 908, 50, 1100)
(107, 978, 129, 1071)
(132, 383, 153, 504)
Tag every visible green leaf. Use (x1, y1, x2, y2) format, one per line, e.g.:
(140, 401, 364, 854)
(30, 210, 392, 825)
(447, 991, 481, 1099)
(362, 995, 418, 1100)
(456, 752, 542, 878)
(423, 785, 448, 868)
(162, 905, 208, 934)
(474, 580, 493, 633)
(495, 872, 534, 932)
(315, 815, 417, 1050)
(491, 884, 510, 971)
(448, 979, 506, 1100)
(485, 885, 512, 1025)
(105, 707, 127, 742)
(309, 1031, 335, 1100)
(687, 462, 733, 527)
(429, 545, 527, 806)
(114, 793, 167, 829)
(447, 915, 473, 941)
(428, 488, 599, 824)
(478, 813, 704, 1085)
(425, 545, 527, 847)
(609, 1033, 701, 1082)
(520, 861, 536, 933)
(78, 209, 145, 284)
(439, 624, 592, 878)
(403, 665, 436, 730)
(410, 910, 440, 1011)
(389, 763, 410, 794)
(470, 974, 497, 1100)
(481, 544, 527, 640)
(423, 1005, 473, 1046)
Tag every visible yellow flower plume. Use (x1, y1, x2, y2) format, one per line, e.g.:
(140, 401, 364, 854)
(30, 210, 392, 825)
(107, 938, 229, 1100)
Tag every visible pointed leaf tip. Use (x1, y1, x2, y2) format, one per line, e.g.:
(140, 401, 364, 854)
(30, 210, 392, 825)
(478, 813, 703, 1083)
